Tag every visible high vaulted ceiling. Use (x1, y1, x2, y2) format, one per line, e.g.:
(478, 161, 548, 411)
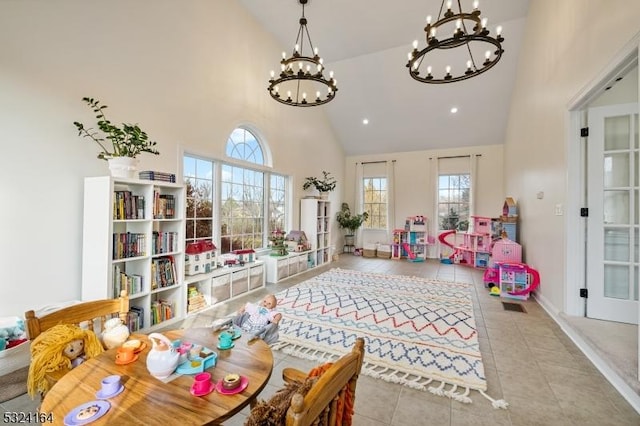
(239, 0, 530, 156)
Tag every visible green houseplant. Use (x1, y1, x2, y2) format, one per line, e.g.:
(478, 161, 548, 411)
(302, 171, 337, 196)
(336, 203, 369, 246)
(74, 97, 159, 177)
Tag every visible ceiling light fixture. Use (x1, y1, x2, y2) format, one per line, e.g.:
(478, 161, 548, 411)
(267, 0, 337, 107)
(406, 0, 504, 84)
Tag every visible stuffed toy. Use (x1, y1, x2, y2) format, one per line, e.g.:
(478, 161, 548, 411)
(27, 324, 104, 398)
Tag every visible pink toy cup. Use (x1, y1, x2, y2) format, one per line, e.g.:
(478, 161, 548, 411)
(193, 372, 212, 393)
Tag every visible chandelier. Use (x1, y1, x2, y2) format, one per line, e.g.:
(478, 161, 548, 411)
(406, 0, 504, 84)
(267, 0, 337, 107)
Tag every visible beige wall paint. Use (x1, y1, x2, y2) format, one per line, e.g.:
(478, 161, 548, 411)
(345, 144, 504, 247)
(0, 0, 344, 317)
(504, 0, 640, 312)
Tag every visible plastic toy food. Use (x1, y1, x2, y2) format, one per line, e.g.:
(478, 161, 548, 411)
(222, 373, 241, 390)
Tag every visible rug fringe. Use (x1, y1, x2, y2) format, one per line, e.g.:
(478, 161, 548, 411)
(479, 390, 509, 409)
(273, 342, 508, 409)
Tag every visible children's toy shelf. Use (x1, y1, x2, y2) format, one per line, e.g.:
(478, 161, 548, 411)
(391, 216, 432, 261)
(454, 216, 492, 268)
(81, 176, 186, 333)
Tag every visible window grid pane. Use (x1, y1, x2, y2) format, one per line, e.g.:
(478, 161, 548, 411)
(363, 177, 388, 229)
(183, 156, 214, 247)
(438, 173, 470, 230)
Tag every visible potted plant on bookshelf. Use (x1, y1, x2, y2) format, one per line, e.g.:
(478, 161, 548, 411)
(336, 203, 369, 247)
(302, 171, 336, 199)
(73, 97, 160, 178)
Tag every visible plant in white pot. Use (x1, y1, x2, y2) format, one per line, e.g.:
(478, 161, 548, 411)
(336, 203, 369, 247)
(73, 97, 159, 178)
(302, 171, 336, 199)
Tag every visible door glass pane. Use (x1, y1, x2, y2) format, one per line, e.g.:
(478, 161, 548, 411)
(603, 153, 629, 188)
(633, 151, 640, 186)
(604, 264, 629, 299)
(604, 115, 630, 150)
(635, 228, 639, 263)
(604, 228, 629, 262)
(636, 190, 639, 225)
(635, 113, 638, 149)
(635, 265, 639, 301)
(604, 190, 629, 224)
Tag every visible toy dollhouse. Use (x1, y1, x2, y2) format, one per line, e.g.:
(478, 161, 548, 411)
(185, 240, 217, 275)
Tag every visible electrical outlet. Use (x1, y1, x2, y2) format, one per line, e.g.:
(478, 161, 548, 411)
(555, 204, 563, 216)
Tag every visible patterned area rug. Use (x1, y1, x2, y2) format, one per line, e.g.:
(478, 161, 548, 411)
(272, 268, 507, 408)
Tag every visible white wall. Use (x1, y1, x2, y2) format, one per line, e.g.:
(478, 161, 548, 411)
(0, 0, 344, 317)
(504, 0, 640, 312)
(345, 144, 504, 247)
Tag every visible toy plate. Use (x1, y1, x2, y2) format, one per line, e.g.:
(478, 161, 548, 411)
(95, 384, 124, 400)
(114, 353, 139, 365)
(217, 342, 234, 350)
(231, 327, 242, 340)
(190, 380, 215, 397)
(64, 400, 110, 426)
(215, 376, 248, 395)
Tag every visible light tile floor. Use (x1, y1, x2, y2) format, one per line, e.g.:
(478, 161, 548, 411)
(3, 256, 639, 425)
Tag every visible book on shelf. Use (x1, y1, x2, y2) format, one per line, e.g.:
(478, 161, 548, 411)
(153, 191, 176, 219)
(139, 171, 176, 183)
(113, 191, 145, 220)
(151, 256, 177, 289)
(151, 299, 174, 325)
(128, 306, 144, 331)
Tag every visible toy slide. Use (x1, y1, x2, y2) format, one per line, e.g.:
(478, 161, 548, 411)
(402, 243, 424, 262)
(438, 230, 456, 249)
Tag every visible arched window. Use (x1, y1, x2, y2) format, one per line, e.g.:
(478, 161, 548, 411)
(225, 128, 264, 165)
(185, 127, 288, 255)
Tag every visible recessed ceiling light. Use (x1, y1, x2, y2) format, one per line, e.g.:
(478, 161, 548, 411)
(362, 118, 369, 125)
(450, 107, 458, 114)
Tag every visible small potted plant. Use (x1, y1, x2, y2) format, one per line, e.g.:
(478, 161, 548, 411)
(302, 171, 336, 199)
(74, 97, 160, 178)
(336, 203, 369, 247)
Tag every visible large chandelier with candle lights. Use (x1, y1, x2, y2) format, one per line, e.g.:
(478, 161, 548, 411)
(267, 0, 337, 107)
(406, 0, 504, 84)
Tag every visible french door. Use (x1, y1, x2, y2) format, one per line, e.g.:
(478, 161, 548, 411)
(586, 103, 639, 324)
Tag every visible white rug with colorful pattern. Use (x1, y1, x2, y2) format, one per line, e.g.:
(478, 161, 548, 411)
(271, 268, 507, 408)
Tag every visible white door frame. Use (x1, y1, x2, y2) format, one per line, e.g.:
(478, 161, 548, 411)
(566, 36, 639, 318)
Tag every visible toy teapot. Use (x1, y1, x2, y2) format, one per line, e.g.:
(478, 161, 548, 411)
(146, 333, 179, 379)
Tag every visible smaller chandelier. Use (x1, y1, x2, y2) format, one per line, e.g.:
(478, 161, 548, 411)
(407, 0, 504, 84)
(268, 0, 337, 107)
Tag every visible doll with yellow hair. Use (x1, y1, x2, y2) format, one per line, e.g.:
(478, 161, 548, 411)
(27, 324, 104, 398)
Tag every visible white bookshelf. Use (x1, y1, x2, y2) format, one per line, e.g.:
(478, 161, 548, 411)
(300, 198, 332, 268)
(81, 176, 185, 332)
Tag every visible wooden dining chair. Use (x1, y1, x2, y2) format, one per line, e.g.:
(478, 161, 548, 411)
(25, 290, 129, 339)
(24, 290, 129, 394)
(282, 337, 365, 426)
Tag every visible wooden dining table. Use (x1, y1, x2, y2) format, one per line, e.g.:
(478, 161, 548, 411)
(40, 327, 274, 425)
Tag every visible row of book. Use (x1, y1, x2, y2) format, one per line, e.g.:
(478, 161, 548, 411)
(153, 192, 176, 219)
(139, 171, 177, 183)
(127, 306, 144, 331)
(113, 232, 147, 260)
(151, 231, 179, 255)
(113, 191, 145, 220)
(151, 256, 178, 290)
(113, 265, 144, 296)
(150, 299, 174, 325)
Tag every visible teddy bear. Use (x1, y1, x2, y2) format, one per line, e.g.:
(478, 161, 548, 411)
(27, 324, 104, 398)
(101, 317, 130, 350)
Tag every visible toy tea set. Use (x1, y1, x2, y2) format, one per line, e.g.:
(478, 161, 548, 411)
(62, 327, 245, 424)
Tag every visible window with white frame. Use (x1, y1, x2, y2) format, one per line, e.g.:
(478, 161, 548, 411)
(363, 177, 388, 229)
(184, 157, 214, 247)
(183, 127, 289, 255)
(438, 174, 470, 231)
